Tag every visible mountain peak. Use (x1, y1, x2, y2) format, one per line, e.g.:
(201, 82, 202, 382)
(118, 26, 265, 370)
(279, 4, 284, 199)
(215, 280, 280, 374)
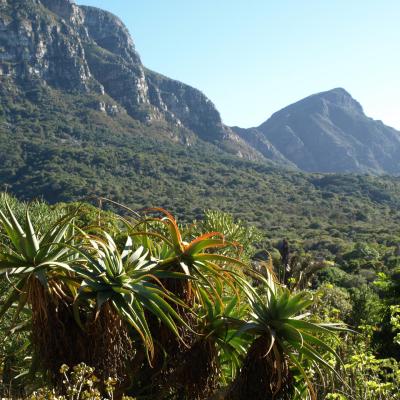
(310, 87, 364, 114)
(324, 87, 350, 95)
(234, 89, 400, 174)
(262, 88, 364, 125)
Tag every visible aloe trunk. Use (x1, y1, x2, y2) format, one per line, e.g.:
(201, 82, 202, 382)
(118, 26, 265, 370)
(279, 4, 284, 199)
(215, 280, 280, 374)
(225, 335, 293, 400)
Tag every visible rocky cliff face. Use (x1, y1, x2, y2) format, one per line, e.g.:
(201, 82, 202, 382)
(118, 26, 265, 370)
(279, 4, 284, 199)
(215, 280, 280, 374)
(231, 126, 295, 168)
(146, 70, 229, 141)
(0, 0, 95, 91)
(0, 0, 257, 157)
(237, 88, 400, 174)
(79, 5, 152, 121)
(41, 0, 85, 26)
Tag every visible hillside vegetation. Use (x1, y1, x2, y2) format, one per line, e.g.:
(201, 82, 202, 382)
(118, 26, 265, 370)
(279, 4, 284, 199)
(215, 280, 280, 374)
(2, 82, 400, 264)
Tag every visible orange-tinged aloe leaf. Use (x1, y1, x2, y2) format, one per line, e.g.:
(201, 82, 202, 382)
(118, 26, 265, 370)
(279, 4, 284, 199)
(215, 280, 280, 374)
(187, 231, 224, 247)
(185, 238, 231, 256)
(146, 208, 184, 253)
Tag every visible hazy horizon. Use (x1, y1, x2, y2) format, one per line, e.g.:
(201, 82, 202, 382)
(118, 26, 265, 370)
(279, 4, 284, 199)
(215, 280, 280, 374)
(76, 0, 400, 130)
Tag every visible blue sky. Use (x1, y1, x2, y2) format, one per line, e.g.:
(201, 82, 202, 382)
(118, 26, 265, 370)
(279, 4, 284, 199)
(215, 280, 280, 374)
(76, 0, 400, 129)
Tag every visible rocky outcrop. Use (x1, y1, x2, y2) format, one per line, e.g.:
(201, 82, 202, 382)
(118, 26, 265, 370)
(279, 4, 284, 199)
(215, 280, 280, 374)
(0, 0, 94, 90)
(41, 0, 85, 27)
(146, 70, 228, 141)
(79, 5, 153, 121)
(80, 6, 139, 65)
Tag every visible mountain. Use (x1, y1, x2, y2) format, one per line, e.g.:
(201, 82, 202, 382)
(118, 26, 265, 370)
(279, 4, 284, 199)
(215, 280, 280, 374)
(2, 0, 400, 176)
(234, 88, 400, 173)
(0, 0, 261, 159)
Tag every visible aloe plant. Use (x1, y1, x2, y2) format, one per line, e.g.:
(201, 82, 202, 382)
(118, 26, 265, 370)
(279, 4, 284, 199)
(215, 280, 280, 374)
(166, 282, 249, 399)
(122, 209, 249, 398)
(0, 201, 81, 376)
(0, 201, 350, 399)
(226, 273, 348, 400)
(131, 209, 246, 302)
(72, 232, 192, 364)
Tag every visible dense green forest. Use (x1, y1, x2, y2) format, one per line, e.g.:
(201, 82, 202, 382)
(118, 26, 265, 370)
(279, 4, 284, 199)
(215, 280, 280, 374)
(0, 194, 399, 399)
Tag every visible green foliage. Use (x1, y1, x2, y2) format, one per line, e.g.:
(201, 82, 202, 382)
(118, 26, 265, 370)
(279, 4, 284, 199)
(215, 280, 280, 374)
(72, 232, 189, 361)
(2, 196, 400, 399)
(391, 305, 400, 346)
(0, 199, 77, 320)
(326, 326, 400, 400)
(188, 210, 263, 259)
(312, 283, 353, 323)
(0, 200, 349, 399)
(28, 363, 135, 400)
(0, 193, 63, 231)
(348, 284, 383, 327)
(229, 275, 348, 399)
